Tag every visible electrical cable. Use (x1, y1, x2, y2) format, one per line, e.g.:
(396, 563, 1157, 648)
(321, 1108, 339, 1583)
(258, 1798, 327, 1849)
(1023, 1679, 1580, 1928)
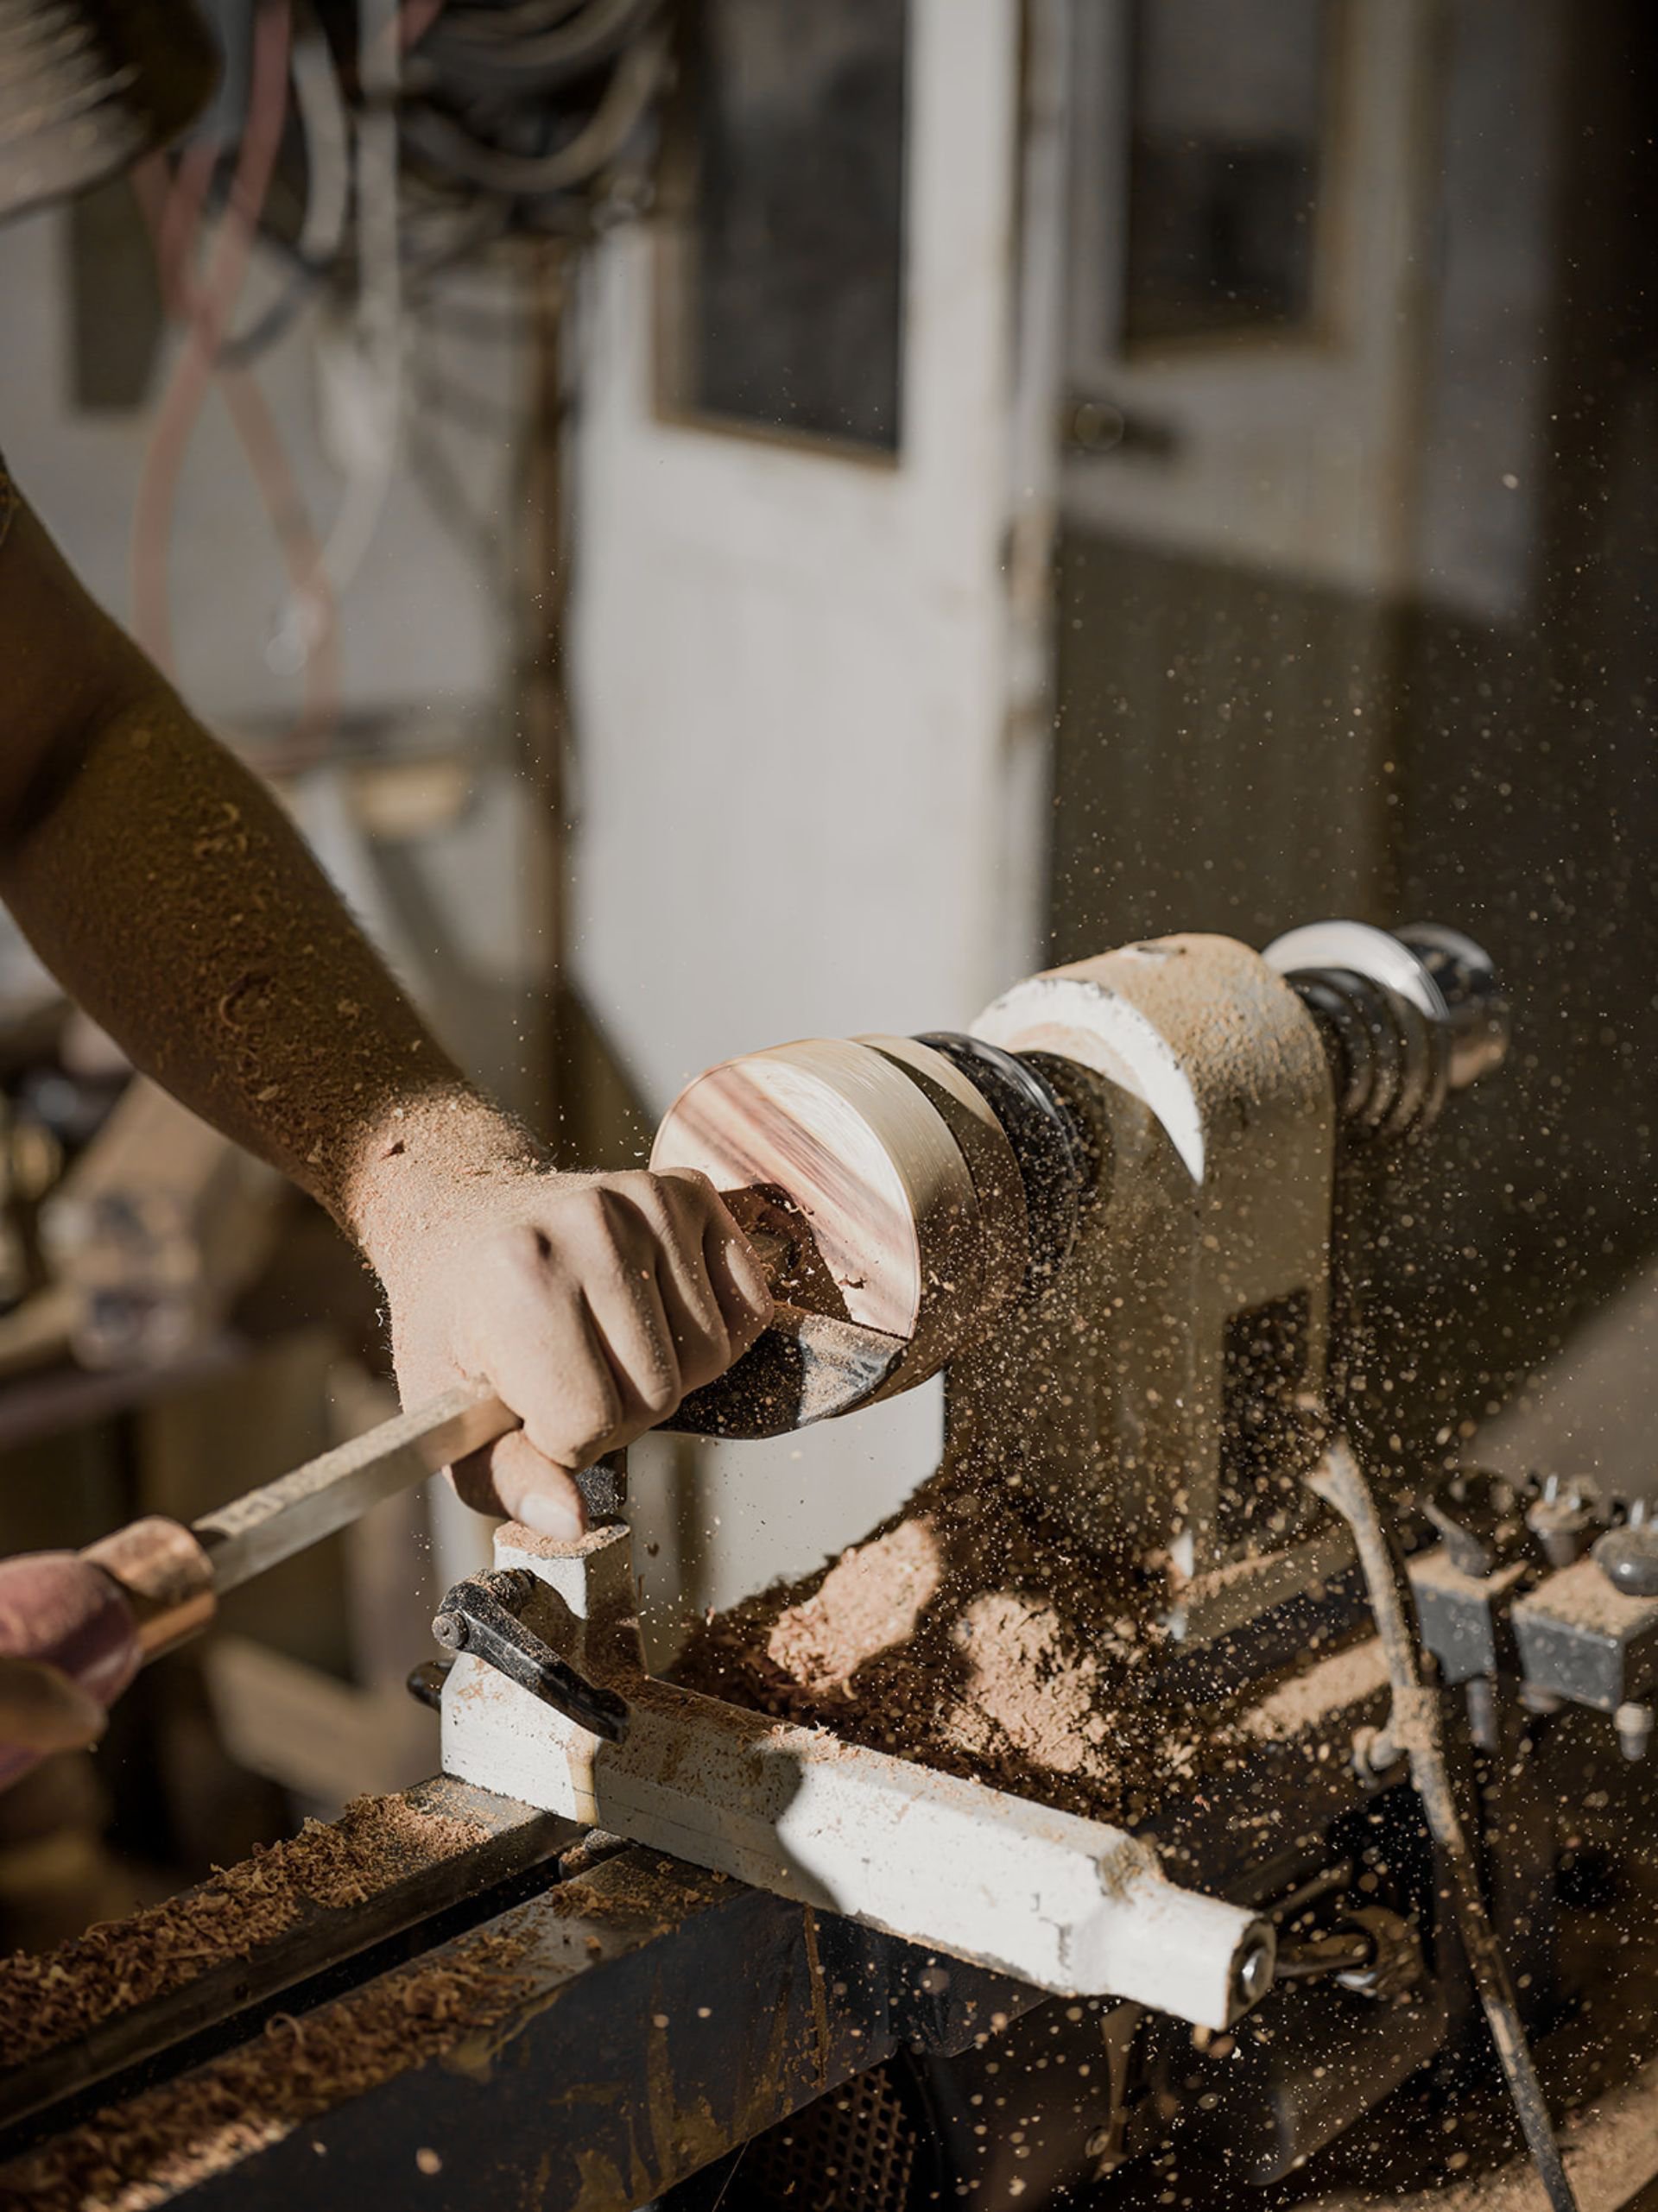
(130, 4, 342, 767)
(290, 28, 352, 264)
(1304, 1439, 1581, 2212)
(399, 192, 514, 281)
(299, 0, 405, 623)
(425, 0, 597, 41)
(129, 0, 296, 680)
(422, 0, 646, 83)
(400, 22, 663, 196)
(218, 26, 351, 366)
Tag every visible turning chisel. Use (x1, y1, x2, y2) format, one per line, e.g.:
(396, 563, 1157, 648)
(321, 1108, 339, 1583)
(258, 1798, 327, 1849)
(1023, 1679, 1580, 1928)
(0, 1298, 902, 1788)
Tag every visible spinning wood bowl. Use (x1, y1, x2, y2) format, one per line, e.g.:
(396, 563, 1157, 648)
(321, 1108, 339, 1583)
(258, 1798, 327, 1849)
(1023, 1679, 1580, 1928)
(652, 1033, 1030, 1396)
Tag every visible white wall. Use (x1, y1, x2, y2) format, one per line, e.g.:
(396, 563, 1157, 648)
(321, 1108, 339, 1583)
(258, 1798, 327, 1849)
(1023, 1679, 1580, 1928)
(0, 208, 547, 1091)
(569, 0, 1054, 1611)
(0, 207, 520, 721)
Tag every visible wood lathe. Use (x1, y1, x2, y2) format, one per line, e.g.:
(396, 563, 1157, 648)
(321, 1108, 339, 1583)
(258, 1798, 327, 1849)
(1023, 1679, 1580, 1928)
(7, 923, 1658, 2212)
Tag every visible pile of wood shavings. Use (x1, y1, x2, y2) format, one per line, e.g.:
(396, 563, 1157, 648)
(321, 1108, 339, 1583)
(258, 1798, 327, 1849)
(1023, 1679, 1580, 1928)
(0, 1923, 535, 2212)
(0, 1795, 487, 2071)
(674, 1450, 1244, 1829)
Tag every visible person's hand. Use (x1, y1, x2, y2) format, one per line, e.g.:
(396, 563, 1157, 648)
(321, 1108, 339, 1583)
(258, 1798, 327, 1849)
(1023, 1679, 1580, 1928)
(0, 1547, 139, 1788)
(368, 1161, 773, 1538)
(0, 1656, 106, 1760)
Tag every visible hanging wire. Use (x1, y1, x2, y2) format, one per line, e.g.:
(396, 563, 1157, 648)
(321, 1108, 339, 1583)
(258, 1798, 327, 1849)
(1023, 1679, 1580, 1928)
(218, 25, 351, 366)
(128, 0, 305, 679)
(130, 3, 343, 767)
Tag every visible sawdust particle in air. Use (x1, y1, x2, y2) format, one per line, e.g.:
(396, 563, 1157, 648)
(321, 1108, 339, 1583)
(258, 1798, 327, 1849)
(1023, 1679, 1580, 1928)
(673, 1444, 1246, 1828)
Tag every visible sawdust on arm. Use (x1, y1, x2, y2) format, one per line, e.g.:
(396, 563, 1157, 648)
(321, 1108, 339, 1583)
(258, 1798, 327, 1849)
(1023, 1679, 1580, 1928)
(0, 477, 771, 1527)
(0, 486, 521, 1238)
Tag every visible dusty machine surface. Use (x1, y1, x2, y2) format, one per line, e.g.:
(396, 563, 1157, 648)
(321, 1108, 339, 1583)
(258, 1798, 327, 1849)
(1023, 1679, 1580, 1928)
(3, 923, 1656, 2212)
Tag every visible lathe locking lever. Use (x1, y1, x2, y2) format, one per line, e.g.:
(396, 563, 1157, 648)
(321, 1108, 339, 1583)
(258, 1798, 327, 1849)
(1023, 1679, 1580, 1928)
(432, 1567, 630, 1743)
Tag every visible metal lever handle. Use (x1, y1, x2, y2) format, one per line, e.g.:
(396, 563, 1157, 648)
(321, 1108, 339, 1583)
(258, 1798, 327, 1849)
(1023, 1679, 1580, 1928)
(431, 1567, 630, 1743)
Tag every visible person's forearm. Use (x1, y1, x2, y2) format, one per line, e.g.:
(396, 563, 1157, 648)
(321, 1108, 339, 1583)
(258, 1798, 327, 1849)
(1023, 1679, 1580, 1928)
(0, 675, 538, 1254)
(0, 474, 769, 1540)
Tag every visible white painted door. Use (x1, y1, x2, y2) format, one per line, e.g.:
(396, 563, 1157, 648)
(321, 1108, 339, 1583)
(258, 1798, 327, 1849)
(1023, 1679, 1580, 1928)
(568, 0, 1064, 1615)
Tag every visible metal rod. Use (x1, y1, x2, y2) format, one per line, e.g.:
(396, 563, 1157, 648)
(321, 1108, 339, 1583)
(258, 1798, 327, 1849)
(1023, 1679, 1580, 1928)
(1305, 1438, 1579, 2212)
(192, 1382, 514, 1592)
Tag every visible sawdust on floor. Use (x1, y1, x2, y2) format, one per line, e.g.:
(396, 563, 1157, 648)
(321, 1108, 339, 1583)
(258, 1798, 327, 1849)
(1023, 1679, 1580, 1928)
(0, 1793, 488, 2071)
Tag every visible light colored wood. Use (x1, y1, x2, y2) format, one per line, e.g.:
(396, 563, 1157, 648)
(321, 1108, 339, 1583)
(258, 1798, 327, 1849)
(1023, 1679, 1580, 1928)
(652, 1035, 988, 1387)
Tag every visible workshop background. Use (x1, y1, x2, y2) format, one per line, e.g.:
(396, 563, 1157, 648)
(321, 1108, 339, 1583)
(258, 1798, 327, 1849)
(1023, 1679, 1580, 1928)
(0, 0, 1652, 1943)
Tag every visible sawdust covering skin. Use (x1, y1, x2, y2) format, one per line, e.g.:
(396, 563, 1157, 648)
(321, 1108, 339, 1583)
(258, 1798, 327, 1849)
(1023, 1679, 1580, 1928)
(0, 475, 773, 1534)
(0, 1921, 535, 2212)
(674, 1446, 1239, 1828)
(0, 1795, 488, 2071)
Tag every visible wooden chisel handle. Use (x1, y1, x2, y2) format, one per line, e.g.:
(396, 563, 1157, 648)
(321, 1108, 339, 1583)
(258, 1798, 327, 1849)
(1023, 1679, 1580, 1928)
(0, 1390, 516, 1792)
(0, 1210, 873, 1791)
(0, 1552, 143, 1791)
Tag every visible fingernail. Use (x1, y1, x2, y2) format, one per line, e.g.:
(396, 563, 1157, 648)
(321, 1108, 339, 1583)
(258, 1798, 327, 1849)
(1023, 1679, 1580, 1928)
(519, 1489, 586, 1541)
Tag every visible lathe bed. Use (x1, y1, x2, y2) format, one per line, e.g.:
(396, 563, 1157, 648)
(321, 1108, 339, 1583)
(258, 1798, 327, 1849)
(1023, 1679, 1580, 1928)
(2, 1580, 1655, 2212)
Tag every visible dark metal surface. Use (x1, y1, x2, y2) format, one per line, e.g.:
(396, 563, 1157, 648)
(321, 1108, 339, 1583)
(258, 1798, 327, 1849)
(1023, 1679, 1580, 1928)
(1409, 1548, 1530, 1687)
(1305, 1440, 1580, 2212)
(0, 1778, 573, 2146)
(1266, 921, 1509, 1140)
(0, 1836, 1036, 2212)
(914, 1032, 1092, 1290)
(1163, 1973, 1451, 2186)
(1514, 1557, 1658, 1713)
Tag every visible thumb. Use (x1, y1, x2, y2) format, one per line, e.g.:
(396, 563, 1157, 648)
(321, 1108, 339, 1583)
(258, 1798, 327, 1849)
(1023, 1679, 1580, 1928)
(449, 1431, 588, 1542)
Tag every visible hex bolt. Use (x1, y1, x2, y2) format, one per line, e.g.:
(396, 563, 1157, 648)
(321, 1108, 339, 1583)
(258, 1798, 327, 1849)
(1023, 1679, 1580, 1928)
(1615, 1702, 1654, 1762)
(1592, 1520, 1658, 1598)
(1527, 1475, 1595, 1568)
(1233, 1937, 1275, 2012)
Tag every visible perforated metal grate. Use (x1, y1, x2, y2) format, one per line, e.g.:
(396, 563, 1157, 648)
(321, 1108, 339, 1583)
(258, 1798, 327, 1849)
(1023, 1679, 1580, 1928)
(730, 2062, 919, 2212)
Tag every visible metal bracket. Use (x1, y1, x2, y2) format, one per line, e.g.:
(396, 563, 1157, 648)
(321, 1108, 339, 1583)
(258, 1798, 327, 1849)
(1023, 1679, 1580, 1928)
(431, 1567, 629, 1742)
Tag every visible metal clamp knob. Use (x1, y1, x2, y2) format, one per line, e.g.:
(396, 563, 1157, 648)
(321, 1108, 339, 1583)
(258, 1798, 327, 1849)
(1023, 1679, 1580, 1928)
(432, 1567, 630, 1742)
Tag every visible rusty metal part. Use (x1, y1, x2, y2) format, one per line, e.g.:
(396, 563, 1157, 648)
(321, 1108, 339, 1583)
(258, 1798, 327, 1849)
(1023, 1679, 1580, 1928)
(79, 1514, 214, 1659)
